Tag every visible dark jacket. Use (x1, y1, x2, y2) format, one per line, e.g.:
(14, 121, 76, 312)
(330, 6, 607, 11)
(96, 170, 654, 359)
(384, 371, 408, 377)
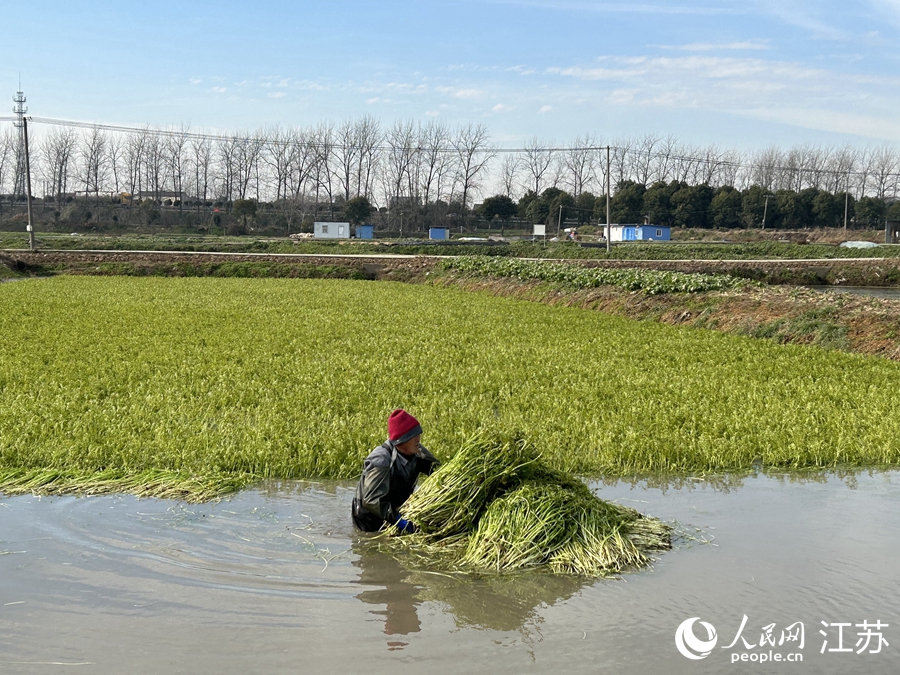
(351, 440, 440, 532)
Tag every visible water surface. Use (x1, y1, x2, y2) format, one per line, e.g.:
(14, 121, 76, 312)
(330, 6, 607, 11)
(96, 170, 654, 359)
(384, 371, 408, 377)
(1, 472, 897, 673)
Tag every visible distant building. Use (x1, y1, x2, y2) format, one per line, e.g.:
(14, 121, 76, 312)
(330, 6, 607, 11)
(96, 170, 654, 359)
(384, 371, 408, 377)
(429, 227, 449, 240)
(356, 224, 374, 239)
(135, 190, 183, 203)
(609, 224, 671, 242)
(314, 222, 350, 239)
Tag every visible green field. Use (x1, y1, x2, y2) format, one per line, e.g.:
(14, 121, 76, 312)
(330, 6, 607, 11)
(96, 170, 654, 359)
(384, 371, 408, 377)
(1, 276, 899, 499)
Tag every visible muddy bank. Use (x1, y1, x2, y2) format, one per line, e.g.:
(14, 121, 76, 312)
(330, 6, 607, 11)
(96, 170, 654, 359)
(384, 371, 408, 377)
(6, 249, 900, 286)
(1, 250, 433, 281)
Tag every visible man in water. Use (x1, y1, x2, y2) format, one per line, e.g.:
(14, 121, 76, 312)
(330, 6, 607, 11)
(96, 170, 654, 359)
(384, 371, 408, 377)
(351, 409, 439, 533)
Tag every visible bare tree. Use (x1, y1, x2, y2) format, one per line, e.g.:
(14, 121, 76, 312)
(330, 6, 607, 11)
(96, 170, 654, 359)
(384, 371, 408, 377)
(498, 153, 521, 199)
(106, 132, 124, 195)
(824, 146, 857, 195)
(562, 134, 598, 198)
(190, 135, 214, 205)
(285, 128, 316, 199)
(383, 119, 418, 206)
(235, 131, 264, 200)
(632, 134, 664, 186)
(609, 139, 632, 187)
(123, 127, 148, 199)
(334, 118, 361, 201)
(868, 146, 899, 199)
(418, 120, 452, 205)
(355, 115, 382, 201)
(718, 148, 744, 189)
(41, 126, 78, 204)
(650, 135, 679, 185)
(0, 128, 14, 195)
(310, 122, 336, 208)
(142, 130, 168, 201)
(79, 126, 109, 198)
(748, 147, 782, 190)
(262, 125, 297, 202)
(166, 125, 190, 209)
(451, 123, 495, 221)
(522, 136, 555, 194)
(216, 135, 240, 204)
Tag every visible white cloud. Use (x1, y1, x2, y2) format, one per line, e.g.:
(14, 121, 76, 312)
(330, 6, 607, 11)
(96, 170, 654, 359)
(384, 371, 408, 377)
(541, 50, 900, 140)
(608, 88, 637, 105)
(492, 103, 513, 112)
(656, 41, 770, 51)
(741, 106, 900, 141)
(538, 105, 553, 113)
(366, 97, 380, 104)
(267, 92, 286, 99)
(455, 88, 484, 99)
(492, 0, 743, 16)
(424, 110, 440, 117)
(189, 77, 202, 85)
(211, 86, 227, 93)
(752, 0, 851, 41)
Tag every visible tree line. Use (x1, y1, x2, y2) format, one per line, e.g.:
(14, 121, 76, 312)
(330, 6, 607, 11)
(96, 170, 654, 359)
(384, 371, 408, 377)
(1, 118, 899, 232)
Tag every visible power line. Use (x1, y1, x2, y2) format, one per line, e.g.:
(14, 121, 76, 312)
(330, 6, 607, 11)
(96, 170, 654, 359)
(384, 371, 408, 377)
(3, 114, 900, 184)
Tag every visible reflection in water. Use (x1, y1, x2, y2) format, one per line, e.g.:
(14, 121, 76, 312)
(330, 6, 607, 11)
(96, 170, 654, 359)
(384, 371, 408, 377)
(352, 538, 593, 643)
(352, 540, 423, 651)
(408, 569, 589, 633)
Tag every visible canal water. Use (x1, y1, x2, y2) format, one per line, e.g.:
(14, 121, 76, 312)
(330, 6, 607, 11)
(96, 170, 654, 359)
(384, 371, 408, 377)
(1, 472, 897, 674)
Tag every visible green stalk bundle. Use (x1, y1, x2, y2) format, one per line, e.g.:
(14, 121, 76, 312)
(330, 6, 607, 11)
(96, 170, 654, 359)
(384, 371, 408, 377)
(0, 467, 252, 503)
(399, 433, 539, 541)
(393, 435, 671, 577)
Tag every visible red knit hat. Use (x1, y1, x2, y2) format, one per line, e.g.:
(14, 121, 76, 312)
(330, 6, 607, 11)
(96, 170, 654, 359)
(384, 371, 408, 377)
(388, 409, 422, 443)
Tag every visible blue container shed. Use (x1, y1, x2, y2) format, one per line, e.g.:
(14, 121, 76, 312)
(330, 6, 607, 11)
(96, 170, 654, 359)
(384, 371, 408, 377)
(429, 227, 449, 240)
(634, 225, 670, 241)
(616, 225, 671, 241)
(356, 224, 374, 239)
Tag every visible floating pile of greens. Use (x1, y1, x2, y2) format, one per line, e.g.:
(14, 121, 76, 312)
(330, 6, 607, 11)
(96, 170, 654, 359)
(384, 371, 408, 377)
(389, 434, 671, 577)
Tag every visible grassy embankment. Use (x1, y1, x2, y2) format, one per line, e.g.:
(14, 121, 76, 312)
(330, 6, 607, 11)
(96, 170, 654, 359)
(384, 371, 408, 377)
(3, 230, 900, 262)
(1, 276, 898, 501)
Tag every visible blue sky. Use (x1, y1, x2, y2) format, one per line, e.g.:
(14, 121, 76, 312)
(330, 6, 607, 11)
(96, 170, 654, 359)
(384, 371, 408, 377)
(4, 0, 900, 149)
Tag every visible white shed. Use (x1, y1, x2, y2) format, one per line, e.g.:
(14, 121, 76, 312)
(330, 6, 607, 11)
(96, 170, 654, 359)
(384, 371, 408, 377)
(314, 222, 350, 239)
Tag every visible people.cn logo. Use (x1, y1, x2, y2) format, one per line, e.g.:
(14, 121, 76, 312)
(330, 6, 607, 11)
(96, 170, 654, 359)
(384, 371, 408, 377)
(675, 617, 718, 660)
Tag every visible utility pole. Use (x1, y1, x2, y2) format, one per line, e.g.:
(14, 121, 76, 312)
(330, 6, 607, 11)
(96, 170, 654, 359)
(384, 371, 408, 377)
(843, 171, 850, 230)
(843, 192, 849, 231)
(12, 86, 27, 198)
(13, 86, 35, 250)
(761, 194, 774, 230)
(23, 116, 35, 250)
(557, 204, 563, 237)
(605, 145, 611, 253)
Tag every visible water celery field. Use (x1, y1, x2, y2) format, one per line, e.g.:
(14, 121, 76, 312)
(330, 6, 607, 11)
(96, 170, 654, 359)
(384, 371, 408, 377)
(1, 276, 899, 500)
